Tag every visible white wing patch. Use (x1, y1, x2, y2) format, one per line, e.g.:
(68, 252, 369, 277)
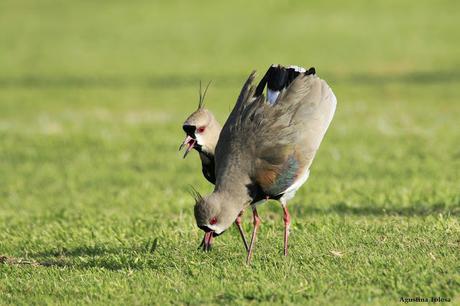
(267, 89, 280, 105)
(288, 65, 306, 73)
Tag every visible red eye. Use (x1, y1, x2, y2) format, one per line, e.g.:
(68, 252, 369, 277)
(197, 126, 205, 133)
(210, 217, 217, 225)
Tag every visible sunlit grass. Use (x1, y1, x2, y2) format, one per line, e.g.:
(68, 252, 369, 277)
(0, 0, 459, 304)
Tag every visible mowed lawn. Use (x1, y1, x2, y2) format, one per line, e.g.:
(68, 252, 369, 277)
(0, 0, 459, 305)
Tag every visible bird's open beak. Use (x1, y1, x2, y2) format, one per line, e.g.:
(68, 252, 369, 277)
(179, 136, 196, 158)
(198, 231, 214, 252)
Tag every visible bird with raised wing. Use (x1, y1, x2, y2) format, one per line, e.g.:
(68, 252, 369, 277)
(193, 64, 336, 263)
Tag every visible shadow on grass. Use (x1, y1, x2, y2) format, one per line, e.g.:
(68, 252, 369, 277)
(0, 70, 459, 89)
(294, 201, 460, 217)
(3, 202, 458, 271)
(4, 238, 163, 271)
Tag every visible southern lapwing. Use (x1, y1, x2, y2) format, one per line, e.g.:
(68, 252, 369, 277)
(179, 82, 249, 251)
(193, 64, 337, 263)
(180, 82, 221, 184)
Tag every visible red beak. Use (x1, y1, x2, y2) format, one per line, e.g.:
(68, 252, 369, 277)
(198, 231, 214, 252)
(179, 136, 196, 158)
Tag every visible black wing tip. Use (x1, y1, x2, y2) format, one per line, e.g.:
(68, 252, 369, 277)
(261, 64, 317, 93)
(306, 67, 316, 75)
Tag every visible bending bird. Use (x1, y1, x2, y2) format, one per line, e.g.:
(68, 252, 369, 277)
(193, 64, 337, 263)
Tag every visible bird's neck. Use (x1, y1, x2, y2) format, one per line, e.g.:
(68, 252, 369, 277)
(215, 177, 253, 210)
(214, 191, 251, 223)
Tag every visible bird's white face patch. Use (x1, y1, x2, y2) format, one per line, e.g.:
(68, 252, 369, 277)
(207, 223, 225, 234)
(195, 133, 204, 147)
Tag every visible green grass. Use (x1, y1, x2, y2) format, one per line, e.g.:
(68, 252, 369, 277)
(1, 0, 459, 305)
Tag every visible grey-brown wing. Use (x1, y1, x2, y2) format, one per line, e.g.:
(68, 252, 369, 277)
(255, 75, 336, 195)
(245, 74, 336, 195)
(214, 72, 258, 185)
(215, 72, 336, 196)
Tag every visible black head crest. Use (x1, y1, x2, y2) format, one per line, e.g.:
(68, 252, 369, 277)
(188, 185, 204, 204)
(198, 80, 212, 109)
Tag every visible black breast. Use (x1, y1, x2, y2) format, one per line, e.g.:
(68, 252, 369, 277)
(199, 152, 216, 184)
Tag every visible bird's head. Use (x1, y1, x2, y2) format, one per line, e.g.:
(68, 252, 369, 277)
(179, 82, 221, 158)
(192, 191, 241, 251)
(180, 108, 220, 158)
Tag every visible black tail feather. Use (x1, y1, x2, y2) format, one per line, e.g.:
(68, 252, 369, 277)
(255, 64, 316, 102)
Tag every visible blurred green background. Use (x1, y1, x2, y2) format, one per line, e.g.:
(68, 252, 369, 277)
(0, 0, 459, 305)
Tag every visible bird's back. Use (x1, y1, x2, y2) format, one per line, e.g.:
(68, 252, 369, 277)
(215, 65, 336, 201)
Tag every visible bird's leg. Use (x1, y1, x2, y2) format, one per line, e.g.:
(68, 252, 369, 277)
(246, 207, 261, 264)
(282, 204, 291, 256)
(234, 210, 249, 253)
